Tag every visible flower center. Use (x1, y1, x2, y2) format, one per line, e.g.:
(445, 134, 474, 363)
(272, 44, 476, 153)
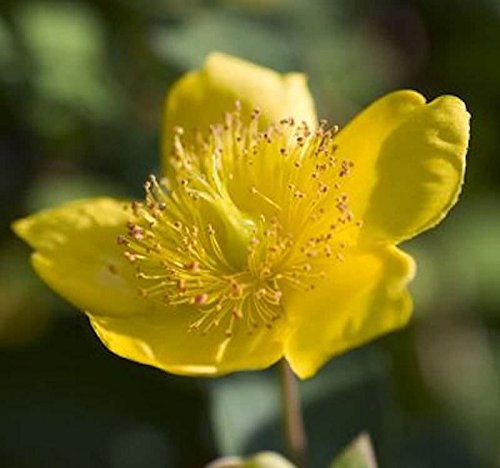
(118, 104, 361, 336)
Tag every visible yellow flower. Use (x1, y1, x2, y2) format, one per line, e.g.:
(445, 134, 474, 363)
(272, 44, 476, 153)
(13, 53, 470, 379)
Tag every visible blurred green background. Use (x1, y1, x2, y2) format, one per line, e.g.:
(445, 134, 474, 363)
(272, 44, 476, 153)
(1, 0, 499, 467)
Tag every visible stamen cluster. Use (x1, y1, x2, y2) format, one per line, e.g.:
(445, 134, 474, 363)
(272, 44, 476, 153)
(118, 104, 361, 336)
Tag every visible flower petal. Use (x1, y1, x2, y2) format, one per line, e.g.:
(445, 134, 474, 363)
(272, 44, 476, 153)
(12, 198, 145, 317)
(89, 308, 284, 376)
(335, 91, 470, 243)
(13, 197, 286, 376)
(283, 246, 415, 379)
(363, 96, 469, 242)
(162, 52, 317, 170)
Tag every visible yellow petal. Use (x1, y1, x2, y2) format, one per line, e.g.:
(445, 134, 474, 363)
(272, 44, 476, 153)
(12, 198, 145, 317)
(283, 246, 415, 379)
(162, 52, 317, 170)
(89, 307, 284, 376)
(335, 91, 470, 243)
(363, 95, 469, 242)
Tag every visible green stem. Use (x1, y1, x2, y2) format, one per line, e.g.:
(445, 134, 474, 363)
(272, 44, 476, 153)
(279, 360, 308, 468)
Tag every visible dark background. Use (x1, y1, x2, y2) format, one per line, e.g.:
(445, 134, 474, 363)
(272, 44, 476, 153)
(1, 0, 499, 467)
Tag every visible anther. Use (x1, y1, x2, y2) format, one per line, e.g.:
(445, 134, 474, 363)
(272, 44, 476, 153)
(193, 293, 208, 305)
(232, 307, 243, 319)
(117, 235, 128, 245)
(124, 251, 137, 263)
(185, 261, 200, 273)
(177, 279, 187, 293)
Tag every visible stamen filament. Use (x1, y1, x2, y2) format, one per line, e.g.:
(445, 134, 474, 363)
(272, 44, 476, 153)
(119, 103, 360, 336)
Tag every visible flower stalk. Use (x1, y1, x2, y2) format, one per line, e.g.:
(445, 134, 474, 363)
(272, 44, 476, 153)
(279, 360, 308, 468)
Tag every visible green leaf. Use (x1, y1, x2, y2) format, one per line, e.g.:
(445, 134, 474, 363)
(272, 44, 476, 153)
(206, 451, 296, 468)
(18, 2, 119, 134)
(330, 433, 377, 468)
(150, 10, 293, 71)
(209, 373, 279, 455)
